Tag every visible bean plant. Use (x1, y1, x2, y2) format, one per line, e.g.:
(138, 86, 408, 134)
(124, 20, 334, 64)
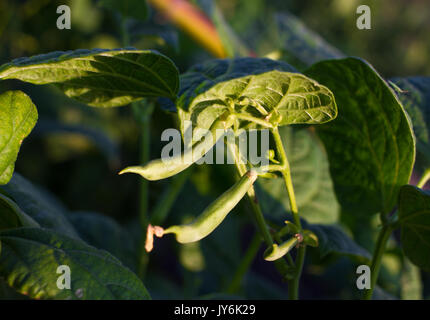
(0, 0, 429, 300)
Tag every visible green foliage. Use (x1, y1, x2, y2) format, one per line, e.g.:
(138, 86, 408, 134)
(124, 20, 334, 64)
(275, 12, 345, 67)
(390, 77, 430, 172)
(0, 227, 150, 299)
(1, 1, 429, 301)
(256, 126, 339, 224)
(306, 224, 370, 263)
(398, 185, 430, 271)
(0, 91, 38, 185)
(178, 70, 337, 133)
(305, 58, 415, 217)
(0, 174, 150, 299)
(2, 173, 79, 238)
(0, 49, 179, 107)
(0, 193, 39, 230)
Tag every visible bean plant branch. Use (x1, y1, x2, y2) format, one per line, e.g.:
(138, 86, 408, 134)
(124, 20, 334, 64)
(226, 140, 293, 282)
(363, 222, 395, 300)
(417, 168, 430, 188)
(226, 233, 261, 294)
(150, 169, 191, 225)
(271, 127, 305, 300)
(132, 100, 155, 279)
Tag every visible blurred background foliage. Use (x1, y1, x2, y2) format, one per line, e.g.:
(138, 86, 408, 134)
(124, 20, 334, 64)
(0, 0, 429, 299)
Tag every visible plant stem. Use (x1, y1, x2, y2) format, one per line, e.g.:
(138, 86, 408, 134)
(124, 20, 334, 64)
(363, 222, 395, 300)
(150, 170, 191, 225)
(226, 233, 261, 294)
(227, 141, 292, 280)
(132, 100, 155, 279)
(271, 127, 304, 299)
(417, 168, 430, 188)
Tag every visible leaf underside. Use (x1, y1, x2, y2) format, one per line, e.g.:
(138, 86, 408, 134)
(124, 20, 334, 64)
(0, 48, 179, 107)
(175, 58, 337, 144)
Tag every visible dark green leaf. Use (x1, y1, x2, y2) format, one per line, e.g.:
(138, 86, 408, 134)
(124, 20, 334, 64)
(398, 185, 430, 271)
(0, 91, 38, 185)
(275, 12, 345, 67)
(0, 193, 39, 231)
(1, 173, 79, 239)
(0, 49, 179, 106)
(0, 228, 150, 299)
(256, 126, 339, 224)
(68, 211, 137, 270)
(99, 0, 149, 21)
(306, 223, 371, 262)
(33, 119, 120, 167)
(390, 77, 430, 172)
(401, 258, 423, 300)
(305, 58, 415, 216)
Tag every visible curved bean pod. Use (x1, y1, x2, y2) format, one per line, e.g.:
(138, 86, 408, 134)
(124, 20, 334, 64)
(119, 112, 236, 180)
(146, 170, 257, 251)
(264, 236, 300, 261)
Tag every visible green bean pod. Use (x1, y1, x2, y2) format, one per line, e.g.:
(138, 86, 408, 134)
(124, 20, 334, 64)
(119, 113, 235, 181)
(264, 237, 298, 261)
(162, 170, 257, 244)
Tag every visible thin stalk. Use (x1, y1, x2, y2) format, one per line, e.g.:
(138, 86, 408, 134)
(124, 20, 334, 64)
(150, 170, 191, 225)
(232, 113, 274, 128)
(132, 100, 155, 279)
(417, 168, 430, 188)
(226, 233, 261, 294)
(271, 127, 304, 299)
(227, 141, 292, 280)
(363, 222, 395, 300)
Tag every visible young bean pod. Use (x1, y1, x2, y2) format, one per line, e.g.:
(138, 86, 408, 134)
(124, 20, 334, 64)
(264, 233, 303, 261)
(119, 112, 236, 181)
(145, 170, 258, 251)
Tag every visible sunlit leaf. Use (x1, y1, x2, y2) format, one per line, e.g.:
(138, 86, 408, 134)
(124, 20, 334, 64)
(0, 91, 38, 185)
(305, 58, 415, 217)
(0, 48, 179, 107)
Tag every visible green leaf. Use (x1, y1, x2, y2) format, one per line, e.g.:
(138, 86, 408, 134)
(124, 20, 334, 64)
(401, 258, 423, 300)
(177, 60, 337, 143)
(0, 193, 39, 231)
(390, 77, 430, 172)
(99, 0, 149, 21)
(68, 211, 137, 270)
(306, 223, 371, 262)
(256, 126, 339, 224)
(1, 173, 79, 239)
(0, 91, 38, 185)
(275, 12, 345, 67)
(305, 58, 415, 217)
(159, 57, 297, 113)
(0, 48, 179, 107)
(398, 185, 430, 271)
(0, 227, 150, 299)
